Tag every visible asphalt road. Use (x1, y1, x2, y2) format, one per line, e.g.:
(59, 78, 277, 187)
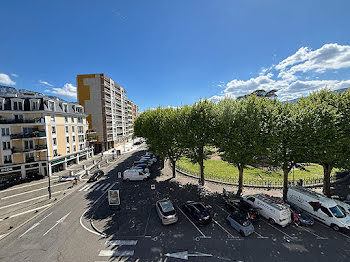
(1, 146, 350, 262)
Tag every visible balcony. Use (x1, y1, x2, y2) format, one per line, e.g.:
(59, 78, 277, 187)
(3, 160, 12, 164)
(12, 145, 47, 153)
(11, 131, 46, 140)
(25, 157, 35, 163)
(0, 118, 45, 125)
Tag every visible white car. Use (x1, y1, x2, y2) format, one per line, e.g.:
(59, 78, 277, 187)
(123, 169, 150, 181)
(156, 199, 178, 225)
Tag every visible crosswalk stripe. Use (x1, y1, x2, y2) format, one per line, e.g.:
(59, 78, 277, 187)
(98, 250, 134, 257)
(86, 184, 99, 191)
(106, 182, 116, 191)
(105, 240, 137, 246)
(79, 184, 90, 192)
(101, 183, 111, 191)
(94, 184, 105, 191)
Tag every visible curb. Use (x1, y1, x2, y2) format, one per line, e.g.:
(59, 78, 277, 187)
(173, 163, 350, 189)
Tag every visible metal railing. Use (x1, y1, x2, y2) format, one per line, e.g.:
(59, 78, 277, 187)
(11, 131, 46, 139)
(175, 163, 340, 187)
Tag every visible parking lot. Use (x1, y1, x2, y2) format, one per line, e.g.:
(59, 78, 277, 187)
(88, 153, 350, 262)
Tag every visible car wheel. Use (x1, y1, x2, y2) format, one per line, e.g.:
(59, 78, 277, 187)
(332, 224, 340, 232)
(143, 178, 147, 181)
(126, 178, 130, 182)
(239, 230, 245, 237)
(269, 218, 275, 225)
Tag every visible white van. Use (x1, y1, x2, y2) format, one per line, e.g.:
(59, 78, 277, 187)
(243, 194, 291, 227)
(123, 169, 150, 181)
(333, 199, 350, 215)
(287, 186, 350, 231)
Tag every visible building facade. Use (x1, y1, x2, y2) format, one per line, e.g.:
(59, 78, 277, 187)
(77, 74, 138, 153)
(0, 86, 93, 184)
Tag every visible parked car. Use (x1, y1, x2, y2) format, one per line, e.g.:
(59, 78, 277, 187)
(123, 169, 150, 181)
(182, 201, 212, 225)
(243, 194, 291, 227)
(87, 170, 104, 183)
(226, 211, 255, 237)
(224, 197, 260, 221)
(289, 204, 314, 226)
(287, 186, 350, 231)
(156, 199, 178, 225)
(333, 199, 350, 215)
(134, 163, 151, 169)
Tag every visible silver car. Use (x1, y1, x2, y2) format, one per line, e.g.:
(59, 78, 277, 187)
(156, 199, 178, 225)
(226, 211, 255, 237)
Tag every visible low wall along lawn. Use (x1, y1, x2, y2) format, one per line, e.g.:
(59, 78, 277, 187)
(177, 158, 337, 186)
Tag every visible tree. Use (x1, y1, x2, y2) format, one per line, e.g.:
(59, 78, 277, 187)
(266, 101, 305, 200)
(298, 90, 345, 196)
(215, 96, 269, 195)
(134, 107, 186, 177)
(183, 99, 216, 186)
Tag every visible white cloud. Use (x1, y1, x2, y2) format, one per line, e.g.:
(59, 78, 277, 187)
(45, 83, 77, 99)
(11, 73, 19, 78)
(0, 73, 16, 85)
(39, 80, 54, 87)
(212, 43, 350, 102)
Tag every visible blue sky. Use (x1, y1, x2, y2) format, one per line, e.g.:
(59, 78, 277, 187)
(1, 0, 350, 111)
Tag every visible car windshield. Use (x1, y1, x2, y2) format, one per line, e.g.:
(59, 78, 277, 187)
(193, 203, 206, 212)
(329, 206, 346, 218)
(232, 213, 250, 226)
(160, 201, 176, 216)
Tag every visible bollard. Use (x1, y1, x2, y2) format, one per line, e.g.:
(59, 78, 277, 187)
(83, 165, 87, 170)
(97, 164, 101, 169)
(85, 170, 90, 176)
(69, 171, 74, 177)
(93, 160, 96, 164)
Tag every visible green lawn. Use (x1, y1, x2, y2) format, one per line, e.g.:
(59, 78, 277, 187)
(177, 158, 335, 183)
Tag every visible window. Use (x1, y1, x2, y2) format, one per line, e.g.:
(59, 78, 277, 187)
(72, 126, 75, 133)
(78, 126, 84, 133)
(73, 145, 76, 152)
(320, 206, 333, 217)
(329, 206, 346, 218)
(63, 104, 68, 113)
(65, 126, 69, 133)
(4, 155, 12, 164)
(79, 144, 84, 151)
(31, 101, 39, 110)
(72, 136, 75, 142)
(71, 117, 74, 123)
(24, 140, 34, 150)
(66, 146, 70, 153)
(247, 197, 255, 203)
(53, 138, 57, 146)
(13, 101, 23, 111)
(53, 149, 58, 156)
(51, 115, 55, 122)
(78, 135, 84, 142)
(52, 126, 56, 134)
(65, 116, 68, 123)
(14, 114, 24, 121)
(0, 101, 2, 110)
(66, 136, 69, 143)
(1, 128, 10, 136)
(49, 101, 55, 111)
(2, 142, 10, 150)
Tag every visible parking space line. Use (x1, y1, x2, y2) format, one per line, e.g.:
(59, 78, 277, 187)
(176, 206, 208, 238)
(315, 221, 350, 240)
(1, 182, 68, 200)
(143, 206, 152, 237)
(212, 218, 239, 239)
(0, 203, 52, 222)
(262, 220, 298, 240)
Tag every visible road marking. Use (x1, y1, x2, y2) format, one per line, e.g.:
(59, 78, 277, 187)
(88, 184, 100, 192)
(165, 251, 212, 260)
(98, 250, 134, 257)
(106, 183, 116, 191)
(19, 223, 40, 238)
(0, 233, 9, 240)
(1, 182, 68, 200)
(212, 218, 239, 239)
(101, 183, 111, 191)
(43, 212, 71, 236)
(38, 212, 53, 223)
(0, 178, 59, 194)
(79, 184, 90, 192)
(297, 226, 328, 240)
(1, 204, 52, 222)
(0, 191, 62, 210)
(176, 206, 207, 238)
(262, 220, 298, 240)
(94, 184, 105, 191)
(315, 221, 350, 240)
(105, 240, 138, 246)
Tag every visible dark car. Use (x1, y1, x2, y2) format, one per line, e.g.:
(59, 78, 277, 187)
(134, 163, 151, 169)
(224, 197, 260, 221)
(87, 170, 104, 183)
(182, 201, 212, 225)
(289, 204, 314, 226)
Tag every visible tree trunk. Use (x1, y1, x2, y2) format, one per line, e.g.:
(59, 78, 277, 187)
(236, 166, 244, 196)
(282, 169, 289, 201)
(322, 163, 333, 197)
(171, 159, 176, 178)
(199, 159, 205, 186)
(161, 158, 165, 169)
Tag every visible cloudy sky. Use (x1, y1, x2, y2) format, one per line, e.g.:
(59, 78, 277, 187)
(1, 0, 350, 110)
